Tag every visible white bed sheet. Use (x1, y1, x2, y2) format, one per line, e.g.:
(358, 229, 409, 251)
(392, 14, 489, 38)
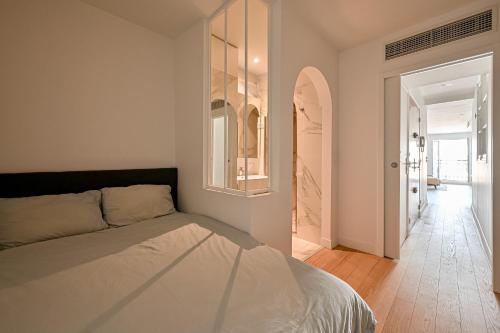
(0, 213, 376, 333)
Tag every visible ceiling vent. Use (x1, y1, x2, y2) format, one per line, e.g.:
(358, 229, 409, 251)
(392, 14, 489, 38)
(385, 9, 494, 61)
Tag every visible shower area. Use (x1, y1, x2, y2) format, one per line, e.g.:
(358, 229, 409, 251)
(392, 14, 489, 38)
(292, 70, 323, 260)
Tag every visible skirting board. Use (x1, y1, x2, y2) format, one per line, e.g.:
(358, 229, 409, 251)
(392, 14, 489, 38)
(419, 200, 428, 215)
(337, 236, 376, 255)
(320, 237, 333, 249)
(471, 206, 493, 267)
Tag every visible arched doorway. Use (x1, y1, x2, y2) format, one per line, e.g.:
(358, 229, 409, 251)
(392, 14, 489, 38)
(237, 104, 260, 159)
(291, 67, 333, 260)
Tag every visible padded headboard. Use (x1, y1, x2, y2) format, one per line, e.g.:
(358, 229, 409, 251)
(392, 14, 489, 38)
(0, 168, 178, 209)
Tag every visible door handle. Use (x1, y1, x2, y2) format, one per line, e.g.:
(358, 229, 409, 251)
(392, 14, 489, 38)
(406, 159, 420, 171)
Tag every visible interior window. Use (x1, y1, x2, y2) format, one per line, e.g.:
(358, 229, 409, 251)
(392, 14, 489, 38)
(207, 0, 269, 195)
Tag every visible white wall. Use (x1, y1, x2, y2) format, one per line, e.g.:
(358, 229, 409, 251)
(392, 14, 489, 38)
(0, 0, 175, 173)
(174, 0, 338, 254)
(338, 0, 500, 291)
(472, 73, 493, 260)
(338, 40, 382, 253)
(338, 0, 500, 256)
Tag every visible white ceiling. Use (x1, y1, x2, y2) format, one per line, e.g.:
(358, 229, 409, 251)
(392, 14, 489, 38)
(210, 0, 268, 75)
(403, 56, 492, 135)
(82, 0, 478, 50)
(427, 99, 473, 134)
(418, 75, 479, 105)
(81, 0, 224, 37)
(404, 56, 491, 90)
(404, 55, 491, 104)
(289, 0, 476, 50)
(82, 0, 268, 75)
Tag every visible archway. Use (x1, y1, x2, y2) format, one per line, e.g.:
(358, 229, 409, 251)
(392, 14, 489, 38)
(291, 67, 333, 260)
(237, 104, 260, 159)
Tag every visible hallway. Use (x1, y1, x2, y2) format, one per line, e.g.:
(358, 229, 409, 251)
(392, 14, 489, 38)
(307, 184, 500, 332)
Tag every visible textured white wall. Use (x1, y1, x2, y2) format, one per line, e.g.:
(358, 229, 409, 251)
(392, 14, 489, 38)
(338, 41, 382, 254)
(0, 0, 175, 173)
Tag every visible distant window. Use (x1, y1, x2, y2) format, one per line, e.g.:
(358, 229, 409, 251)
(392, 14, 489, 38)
(206, 0, 270, 195)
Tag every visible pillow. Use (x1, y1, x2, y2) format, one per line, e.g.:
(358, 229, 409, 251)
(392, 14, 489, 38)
(101, 185, 175, 226)
(0, 191, 107, 250)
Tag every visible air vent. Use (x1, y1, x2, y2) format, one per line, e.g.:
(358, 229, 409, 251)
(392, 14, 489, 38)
(385, 9, 493, 60)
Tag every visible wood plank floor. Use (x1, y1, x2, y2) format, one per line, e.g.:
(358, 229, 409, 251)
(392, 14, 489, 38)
(306, 185, 500, 332)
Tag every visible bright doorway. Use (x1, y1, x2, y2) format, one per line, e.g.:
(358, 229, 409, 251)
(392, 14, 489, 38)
(384, 54, 495, 290)
(291, 67, 333, 261)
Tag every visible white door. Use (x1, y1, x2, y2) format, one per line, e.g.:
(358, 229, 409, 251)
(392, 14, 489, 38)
(384, 76, 405, 259)
(407, 98, 421, 229)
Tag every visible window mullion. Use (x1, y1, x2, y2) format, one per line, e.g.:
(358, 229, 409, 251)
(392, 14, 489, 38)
(244, 0, 248, 195)
(223, 8, 228, 189)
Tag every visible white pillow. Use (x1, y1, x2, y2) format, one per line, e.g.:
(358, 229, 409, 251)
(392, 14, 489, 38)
(0, 191, 107, 249)
(101, 185, 175, 226)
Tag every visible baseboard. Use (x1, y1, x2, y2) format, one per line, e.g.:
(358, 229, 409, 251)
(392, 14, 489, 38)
(419, 200, 428, 214)
(337, 236, 376, 255)
(320, 237, 333, 249)
(471, 206, 493, 267)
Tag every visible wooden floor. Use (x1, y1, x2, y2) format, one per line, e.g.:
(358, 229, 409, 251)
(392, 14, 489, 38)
(307, 185, 500, 332)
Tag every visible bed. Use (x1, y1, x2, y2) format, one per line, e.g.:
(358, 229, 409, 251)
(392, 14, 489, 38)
(0, 168, 376, 333)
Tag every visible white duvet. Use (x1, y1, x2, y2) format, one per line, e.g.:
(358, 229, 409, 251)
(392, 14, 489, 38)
(0, 213, 376, 333)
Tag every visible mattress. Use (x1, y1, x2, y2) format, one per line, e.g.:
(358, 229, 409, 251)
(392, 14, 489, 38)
(0, 212, 376, 333)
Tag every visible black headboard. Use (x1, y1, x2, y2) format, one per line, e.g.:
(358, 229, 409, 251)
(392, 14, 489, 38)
(0, 168, 178, 209)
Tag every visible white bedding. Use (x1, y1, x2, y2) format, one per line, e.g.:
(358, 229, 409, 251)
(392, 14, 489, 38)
(0, 213, 376, 333)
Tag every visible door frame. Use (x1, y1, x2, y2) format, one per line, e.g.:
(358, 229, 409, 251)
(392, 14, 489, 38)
(381, 45, 500, 292)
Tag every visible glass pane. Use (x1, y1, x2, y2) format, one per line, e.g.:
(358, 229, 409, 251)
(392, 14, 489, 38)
(244, 0, 269, 191)
(210, 12, 226, 188)
(227, 0, 245, 190)
(436, 139, 469, 183)
(207, 0, 270, 194)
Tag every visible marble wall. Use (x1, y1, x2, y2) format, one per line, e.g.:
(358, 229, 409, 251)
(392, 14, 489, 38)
(293, 73, 322, 245)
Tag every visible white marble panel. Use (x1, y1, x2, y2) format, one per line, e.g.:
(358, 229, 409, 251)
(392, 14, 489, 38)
(294, 74, 322, 245)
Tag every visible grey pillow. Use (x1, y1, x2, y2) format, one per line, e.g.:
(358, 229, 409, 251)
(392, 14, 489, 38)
(101, 185, 175, 226)
(0, 191, 107, 249)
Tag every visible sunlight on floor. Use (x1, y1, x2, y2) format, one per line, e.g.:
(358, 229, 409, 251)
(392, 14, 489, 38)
(427, 183, 471, 206)
(307, 183, 499, 332)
